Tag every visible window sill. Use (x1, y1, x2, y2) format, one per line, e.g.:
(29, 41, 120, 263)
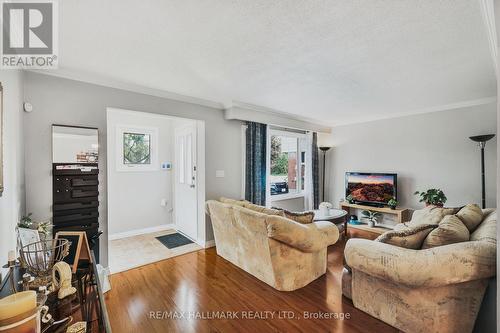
(270, 193, 305, 202)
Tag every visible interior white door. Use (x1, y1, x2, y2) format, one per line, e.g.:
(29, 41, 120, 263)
(174, 123, 198, 241)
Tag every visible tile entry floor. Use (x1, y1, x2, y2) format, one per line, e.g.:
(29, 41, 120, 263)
(108, 229, 202, 274)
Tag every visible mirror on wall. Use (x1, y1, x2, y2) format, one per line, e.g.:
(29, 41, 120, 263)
(52, 125, 99, 164)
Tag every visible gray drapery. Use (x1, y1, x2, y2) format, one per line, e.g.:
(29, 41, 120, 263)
(312, 132, 320, 209)
(245, 122, 267, 205)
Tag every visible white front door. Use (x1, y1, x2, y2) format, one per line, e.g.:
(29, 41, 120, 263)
(174, 123, 198, 241)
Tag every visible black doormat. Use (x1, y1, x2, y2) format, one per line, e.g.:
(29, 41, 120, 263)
(156, 233, 194, 249)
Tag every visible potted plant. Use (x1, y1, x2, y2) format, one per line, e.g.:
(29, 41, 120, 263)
(319, 202, 333, 215)
(387, 198, 398, 210)
(414, 189, 447, 207)
(17, 213, 53, 241)
(346, 194, 355, 204)
(361, 210, 381, 227)
(18, 213, 34, 229)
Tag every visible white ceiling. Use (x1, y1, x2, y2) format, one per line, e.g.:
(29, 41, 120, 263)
(55, 0, 496, 126)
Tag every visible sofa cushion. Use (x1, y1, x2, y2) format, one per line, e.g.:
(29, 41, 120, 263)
(219, 197, 249, 207)
(220, 197, 284, 216)
(409, 206, 459, 225)
(243, 202, 285, 216)
(471, 211, 496, 244)
(456, 204, 483, 232)
(421, 215, 470, 249)
(375, 223, 437, 249)
(282, 210, 315, 224)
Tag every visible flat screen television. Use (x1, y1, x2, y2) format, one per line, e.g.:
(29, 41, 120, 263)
(345, 172, 397, 206)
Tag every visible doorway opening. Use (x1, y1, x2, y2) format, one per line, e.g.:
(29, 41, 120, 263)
(106, 108, 206, 274)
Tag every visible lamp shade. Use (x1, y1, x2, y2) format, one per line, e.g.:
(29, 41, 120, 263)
(469, 134, 495, 143)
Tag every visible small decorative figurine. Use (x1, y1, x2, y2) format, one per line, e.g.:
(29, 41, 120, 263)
(52, 261, 76, 299)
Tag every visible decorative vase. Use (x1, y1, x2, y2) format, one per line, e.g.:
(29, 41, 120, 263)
(389, 206, 396, 210)
(367, 220, 375, 228)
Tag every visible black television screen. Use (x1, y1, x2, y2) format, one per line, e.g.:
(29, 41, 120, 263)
(345, 172, 397, 205)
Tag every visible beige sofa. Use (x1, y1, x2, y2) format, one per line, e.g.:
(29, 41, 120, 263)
(206, 199, 339, 291)
(342, 208, 496, 333)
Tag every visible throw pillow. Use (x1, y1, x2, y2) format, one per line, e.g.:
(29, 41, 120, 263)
(375, 224, 438, 249)
(421, 215, 470, 249)
(409, 206, 459, 225)
(282, 210, 315, 224)
(456, 204, 483, 232)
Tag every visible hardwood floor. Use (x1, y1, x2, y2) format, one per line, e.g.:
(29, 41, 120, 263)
(105, 236, 398, 333)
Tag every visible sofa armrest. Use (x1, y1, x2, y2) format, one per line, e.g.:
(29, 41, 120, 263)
(344, 239, 496, 287)
(266, 216, 339, 252)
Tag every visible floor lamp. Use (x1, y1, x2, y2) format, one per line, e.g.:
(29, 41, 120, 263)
(319, 147, 331, 202)
(469, 134, 495, 209)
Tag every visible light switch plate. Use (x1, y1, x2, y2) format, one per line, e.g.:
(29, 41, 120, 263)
(215, 170, 225, 178)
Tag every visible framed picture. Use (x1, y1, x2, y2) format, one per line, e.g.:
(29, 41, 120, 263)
(17, 227, 41, 248)
(55, 231, 92, 273)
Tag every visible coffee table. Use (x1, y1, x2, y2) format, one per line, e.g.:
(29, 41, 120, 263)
(313, 209, 348, 236)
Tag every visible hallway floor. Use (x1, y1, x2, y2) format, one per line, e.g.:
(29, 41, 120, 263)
(108, 229, 202, 274)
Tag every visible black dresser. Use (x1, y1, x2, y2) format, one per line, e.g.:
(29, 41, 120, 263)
(52, 163, 102, 262)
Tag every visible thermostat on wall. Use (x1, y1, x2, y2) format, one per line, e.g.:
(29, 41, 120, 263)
(161, 162, 172, 170)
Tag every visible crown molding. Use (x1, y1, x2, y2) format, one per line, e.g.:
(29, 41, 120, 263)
(26, 69, 225, 110)
(331, 96, 497, 127)
(479, 0, 498, 74)
(25, 70, 496, 131)
(226, 101, 332, 133)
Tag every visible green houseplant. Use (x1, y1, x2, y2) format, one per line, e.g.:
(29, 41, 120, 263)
(414, 189, 447, 207)
(361, 210, 381, 227)
(387, 198, 398, 210)
(18, 213, 34, 229)
(346, 194, 355, 204)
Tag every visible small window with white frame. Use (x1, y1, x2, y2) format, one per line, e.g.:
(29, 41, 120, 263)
(269, 128, 308, 199)
(116, 125, 158, 171)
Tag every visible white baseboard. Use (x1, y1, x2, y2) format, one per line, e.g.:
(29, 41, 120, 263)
(108, 224, 174, 240)
(195, 238, 216, 248)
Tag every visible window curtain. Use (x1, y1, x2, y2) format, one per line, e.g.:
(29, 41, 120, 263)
(245, 122, 267, 205)
(305, 132, 320, 210)
(312, 132, 320, 209)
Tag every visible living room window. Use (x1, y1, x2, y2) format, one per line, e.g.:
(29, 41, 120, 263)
(268, 129, 308, 199)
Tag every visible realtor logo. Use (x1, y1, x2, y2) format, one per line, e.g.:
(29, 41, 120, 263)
(1, 0, 58, 69)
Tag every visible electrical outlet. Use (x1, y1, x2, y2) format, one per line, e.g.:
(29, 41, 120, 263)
(216, 170, 225, 178)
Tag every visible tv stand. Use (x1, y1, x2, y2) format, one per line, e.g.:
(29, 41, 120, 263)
(340, 201, 412, 235)
(353, 201, 384, 208)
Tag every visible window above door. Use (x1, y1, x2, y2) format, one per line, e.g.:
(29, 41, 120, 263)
(115, 125, 158, 172)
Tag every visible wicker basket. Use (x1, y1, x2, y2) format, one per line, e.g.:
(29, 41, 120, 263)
(19, 239, 70, 277)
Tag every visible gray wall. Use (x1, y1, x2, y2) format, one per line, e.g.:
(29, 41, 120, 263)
(0, 71, 25, 278)
(107, 109, 175, 235)
(23, 72, 243, 266)
(319, 103, 497, 209)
